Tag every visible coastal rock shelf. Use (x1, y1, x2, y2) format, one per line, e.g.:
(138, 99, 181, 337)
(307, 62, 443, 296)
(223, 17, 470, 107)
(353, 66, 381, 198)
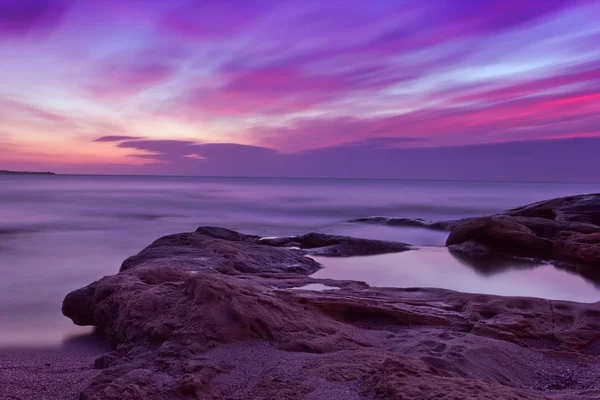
(63, 206, 600, 400)
(447, 194, 600, 267)
(352, 193, 600, 268)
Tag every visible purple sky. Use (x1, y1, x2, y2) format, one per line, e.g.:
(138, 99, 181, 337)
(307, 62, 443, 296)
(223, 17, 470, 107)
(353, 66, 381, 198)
(1, 0, 599, 180)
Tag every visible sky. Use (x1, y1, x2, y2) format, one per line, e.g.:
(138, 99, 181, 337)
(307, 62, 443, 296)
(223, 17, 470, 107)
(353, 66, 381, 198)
(1, 0, 599, 180)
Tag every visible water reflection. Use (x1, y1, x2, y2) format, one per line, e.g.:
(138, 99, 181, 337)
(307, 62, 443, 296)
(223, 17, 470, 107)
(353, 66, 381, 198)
(448, 250, 600, 289)
(447, 250, 548, 276)
(311, 248, 600, 303)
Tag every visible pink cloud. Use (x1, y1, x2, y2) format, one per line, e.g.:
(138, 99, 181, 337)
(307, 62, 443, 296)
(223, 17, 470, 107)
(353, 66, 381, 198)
(94, 136, 145, 143)
(2, 0, 600, 178)
(249, 84, 600, 151)
(83, 136, 600, 182)
(177, 61, 416, 118)
(86, 61, 176, 99)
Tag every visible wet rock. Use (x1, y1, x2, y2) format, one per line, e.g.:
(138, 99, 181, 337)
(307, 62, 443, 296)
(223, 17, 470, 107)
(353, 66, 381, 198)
(446, 194, 600, 265)
(194, 226, 260, 241)
(502, 194, 600, 225)
(446, 217, 554, 259)
(121, 227, 413, 277)
(120, 231, 321, 274)
(62, 281, 99, 326)
(554, 232, 600, 265)
(349, 216, 462, 231)
(63, 225, 600, 399)
(259, 232, 412, 256)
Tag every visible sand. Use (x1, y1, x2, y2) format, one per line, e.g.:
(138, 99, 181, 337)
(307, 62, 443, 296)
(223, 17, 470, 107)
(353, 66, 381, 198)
(0, 335, 107, 400)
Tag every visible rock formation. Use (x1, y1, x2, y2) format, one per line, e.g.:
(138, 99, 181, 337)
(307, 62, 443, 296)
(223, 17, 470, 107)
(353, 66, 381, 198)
(63, 217, 600, 399)
(349, 194, 600, 267)
(446, 194, 600, 266)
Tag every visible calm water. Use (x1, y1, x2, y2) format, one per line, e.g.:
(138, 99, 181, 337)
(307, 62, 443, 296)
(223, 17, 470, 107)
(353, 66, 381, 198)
(1, 175, 599, 347)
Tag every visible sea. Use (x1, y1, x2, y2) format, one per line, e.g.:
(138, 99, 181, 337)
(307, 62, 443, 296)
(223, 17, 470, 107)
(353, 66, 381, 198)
(1, 174, 599, 347)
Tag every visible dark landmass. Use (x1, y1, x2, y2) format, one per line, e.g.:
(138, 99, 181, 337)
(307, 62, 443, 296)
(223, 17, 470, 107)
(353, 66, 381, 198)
(58, 195, 600, 400)
(0, 169, 55, 175)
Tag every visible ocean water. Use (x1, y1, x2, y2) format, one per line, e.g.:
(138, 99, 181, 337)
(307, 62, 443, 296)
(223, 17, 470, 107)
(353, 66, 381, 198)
(1, 174, 599, 347)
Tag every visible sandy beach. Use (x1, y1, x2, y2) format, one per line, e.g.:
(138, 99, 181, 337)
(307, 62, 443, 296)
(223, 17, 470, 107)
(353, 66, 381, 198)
(0, 334, 107, 400)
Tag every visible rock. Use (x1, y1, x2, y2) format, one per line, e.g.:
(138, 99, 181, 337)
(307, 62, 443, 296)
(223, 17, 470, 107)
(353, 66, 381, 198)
(63, 226, 600, 400)
(348, 194, 600, 267)
(194, 226, 260, 241)
(554, 232, 600, 265)
(120, 227, 412, 276)
(120, 231, 321, 274)
(259, 232, 412, 256)
(62, 281, 99, 326)
(502, 194, 600, 225)
(446, 217, 554, 259)
(349, 216, 462, 231)
(367, 356, 548, 400)
(445, 194, 600, 265)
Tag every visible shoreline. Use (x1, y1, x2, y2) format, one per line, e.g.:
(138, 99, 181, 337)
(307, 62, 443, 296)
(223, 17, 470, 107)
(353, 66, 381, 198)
(59, 194, 600, 399)
(5, 193, 600, 399)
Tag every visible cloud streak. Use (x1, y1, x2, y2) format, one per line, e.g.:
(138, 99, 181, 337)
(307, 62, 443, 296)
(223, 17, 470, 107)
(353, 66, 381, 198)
(0, 0, 599, 179)
(83, 136, 600, 182)
(94, 136, 145, 143)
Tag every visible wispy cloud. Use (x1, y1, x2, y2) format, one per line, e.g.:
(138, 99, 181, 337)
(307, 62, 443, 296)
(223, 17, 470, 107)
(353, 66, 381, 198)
(1, 0, 599, 179)
(94, 136, 145, 143)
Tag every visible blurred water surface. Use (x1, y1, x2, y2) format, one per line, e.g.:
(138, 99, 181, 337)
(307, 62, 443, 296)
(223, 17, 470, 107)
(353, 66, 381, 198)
(1, 174, 599, 346)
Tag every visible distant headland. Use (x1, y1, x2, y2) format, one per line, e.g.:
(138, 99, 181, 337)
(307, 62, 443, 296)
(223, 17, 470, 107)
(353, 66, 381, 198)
(0, 170, 55, 175)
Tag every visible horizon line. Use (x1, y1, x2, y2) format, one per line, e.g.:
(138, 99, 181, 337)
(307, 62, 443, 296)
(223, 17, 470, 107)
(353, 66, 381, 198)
(6, 172, 600, 185)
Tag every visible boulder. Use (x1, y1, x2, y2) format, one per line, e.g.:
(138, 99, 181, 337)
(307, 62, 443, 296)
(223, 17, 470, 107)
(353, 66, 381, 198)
(120, 231, 321, 274)
(502, 194, 600, 225)
(259, 232, 412, 256)
(445, 195, 600, 265)
(554, 232, 600, 265)
(446, 217, 554, 259)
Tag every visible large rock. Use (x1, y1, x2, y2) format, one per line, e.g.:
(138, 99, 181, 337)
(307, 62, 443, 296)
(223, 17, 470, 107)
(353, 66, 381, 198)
(446, 217, 554, 258)
(258, 232, 412, 256)
(554, 232, 600, 265)
(63, 225, 600, 400)
(502, 194, 600, 225)
(120, 227, 412, 274)
(119, 230, 321, 275)
(446, 195, 600, 266)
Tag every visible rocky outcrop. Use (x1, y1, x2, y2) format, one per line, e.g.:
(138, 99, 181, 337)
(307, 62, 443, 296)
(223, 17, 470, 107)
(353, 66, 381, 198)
(348, 194, 600, 266)
(446, 194, 600, 265)
(501, 194, 600, 225)
(446, 217, 554, 258)
(258, 232, 412, 256)
(119, 230, 321, 275)
(349, 216, 460, 231)
(63, 225, 600, 399)
(119, 227, 411, 275)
